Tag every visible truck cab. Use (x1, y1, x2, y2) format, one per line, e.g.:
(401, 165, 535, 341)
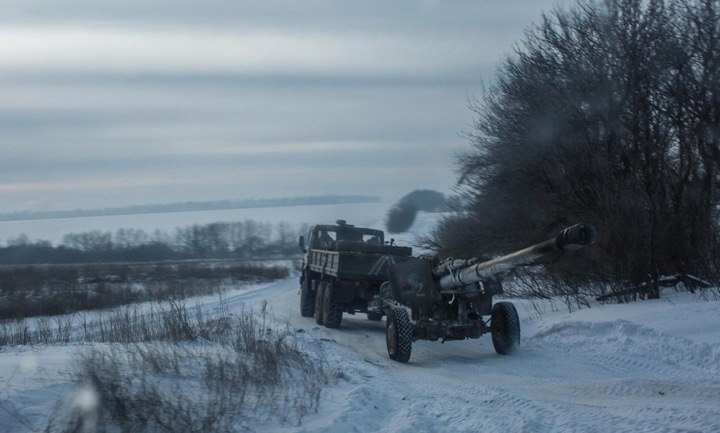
(299, 220, 385, 253)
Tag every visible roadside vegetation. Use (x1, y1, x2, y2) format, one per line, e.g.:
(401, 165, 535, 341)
(0, 219, 331, 433)
(0, 217, 326, 431)
(0, 261, 290, 320)
(429, 0, 720, 304)
(30, 301, 330, 433)
(0, 219, 302, 320)
(0, 219, 326, 432)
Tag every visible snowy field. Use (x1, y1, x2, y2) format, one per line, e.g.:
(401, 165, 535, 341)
(0, 201, 399, 246)
(1, 204, 719, 432)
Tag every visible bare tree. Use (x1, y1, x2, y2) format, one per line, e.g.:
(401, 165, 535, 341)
(433, 0, 720, 299)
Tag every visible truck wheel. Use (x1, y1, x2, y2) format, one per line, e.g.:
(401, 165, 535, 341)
(314, 282, 326, 325)
(300, 276, 315, 317)
(386, 307, 412, 362)
(323, 283, 343, 328)
(367, 312, 383, 321)
(491, 301, 520, 355)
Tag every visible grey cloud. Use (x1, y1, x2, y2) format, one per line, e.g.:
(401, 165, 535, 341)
(3, 1, 553, 31)
(0, 1, 558, 212)
(1, 72, 472, 144)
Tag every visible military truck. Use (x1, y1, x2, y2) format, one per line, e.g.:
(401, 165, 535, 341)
(298, 220, 413, 328)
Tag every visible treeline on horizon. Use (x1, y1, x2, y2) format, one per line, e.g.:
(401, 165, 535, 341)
(0, 220, 306, 265)
(0, 194, 380, 222)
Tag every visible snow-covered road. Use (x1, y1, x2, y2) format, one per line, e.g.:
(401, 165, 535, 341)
(247, 277, 720, 433)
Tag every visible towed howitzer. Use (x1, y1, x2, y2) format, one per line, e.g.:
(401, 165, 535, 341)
(381, 223, 596, 363)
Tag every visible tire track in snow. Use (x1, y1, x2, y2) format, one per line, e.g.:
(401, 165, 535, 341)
(529, 320, 720, 376)
(522, 319, 720, 432)
(242, 279, 720, 433)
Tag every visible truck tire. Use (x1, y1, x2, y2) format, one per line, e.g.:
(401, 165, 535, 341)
(491, 301, 520, 355)
(300, 276, 315, 317)
(386, 307, 412, 362)
(322, 283, 343, 328)
(314, 282, 326, 325)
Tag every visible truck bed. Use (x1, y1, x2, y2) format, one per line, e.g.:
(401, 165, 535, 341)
(307, 246, 411, 281)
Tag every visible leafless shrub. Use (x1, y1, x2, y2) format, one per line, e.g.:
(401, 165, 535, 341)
(36, 316, 53, 344)
(505, 270, 593, 313)
(160, 300, 197, 342)
(45, 304, 329, 433)
(54, 315, 74, 343)
(0, 319, 31, 346)
(696, 285, 720, 302)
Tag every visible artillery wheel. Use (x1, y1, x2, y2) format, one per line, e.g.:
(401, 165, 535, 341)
(386, 307, 412, 362)
(323, 283, 343, 328)
(367, 312, 383, 321)
(300, 275, 315, 317)
(314, 282, 326, 325)
(491, 301, 520, 355)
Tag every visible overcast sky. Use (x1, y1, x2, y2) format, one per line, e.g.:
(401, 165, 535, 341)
(0, 0, 560, 213)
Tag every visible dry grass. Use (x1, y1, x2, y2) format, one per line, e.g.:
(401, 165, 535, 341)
(0, 261, 290, 320)
(41, 301, 329, 433)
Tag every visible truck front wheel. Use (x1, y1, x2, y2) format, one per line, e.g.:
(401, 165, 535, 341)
(386, 307, 412, 362)
(300, 276, 315, 317)
(314, 282, 326, 325)
(491, 301, 520, 355)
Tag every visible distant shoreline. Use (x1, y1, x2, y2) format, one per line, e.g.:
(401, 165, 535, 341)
(0, 195, 381, 222)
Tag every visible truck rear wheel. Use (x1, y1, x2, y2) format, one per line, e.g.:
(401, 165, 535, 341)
(322, 283, 343, 328)
(300, 276, 315, 317)
(314, 282, 326, 325)
(386, 307, 412, 362)
(491, 301, 520, 355)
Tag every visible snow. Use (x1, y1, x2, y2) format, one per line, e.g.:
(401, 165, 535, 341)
(0, 202, 394, 246)
(273, 286, 720, 433)
(1, 205, 720, 432)
(5, 282, 718, 433)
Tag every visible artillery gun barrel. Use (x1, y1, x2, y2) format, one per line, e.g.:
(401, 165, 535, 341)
(436, 223, 596, 291)
(432, 257, 480, 276)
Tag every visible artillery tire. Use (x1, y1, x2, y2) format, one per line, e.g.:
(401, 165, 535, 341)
(314, 282, 326, 325)
(300, 276, 315, 317)
(322, 283, 343, 328)
(491, 301, 520, 355)
(386, 307, 412, 362)
(367, 312, 383, 321)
